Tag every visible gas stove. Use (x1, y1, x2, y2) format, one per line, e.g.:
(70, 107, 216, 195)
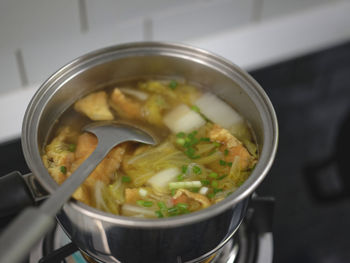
(29, 196, 273, 263)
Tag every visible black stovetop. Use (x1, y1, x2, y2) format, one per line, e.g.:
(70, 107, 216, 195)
(1, 41, 350, 263)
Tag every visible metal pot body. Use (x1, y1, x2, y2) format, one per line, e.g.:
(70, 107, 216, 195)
(21, 42, 278, 263)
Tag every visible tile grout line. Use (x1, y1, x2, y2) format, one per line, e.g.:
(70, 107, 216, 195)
(78, 0, 89, 33)
(143, 18, 153, 41)
(15, 49, 29, 88)
(251, 0, 264, 22)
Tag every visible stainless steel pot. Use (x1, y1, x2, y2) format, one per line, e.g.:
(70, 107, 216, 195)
(21, 42, 278, 263)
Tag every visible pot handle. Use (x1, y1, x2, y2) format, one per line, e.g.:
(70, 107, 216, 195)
(0, 171, 35, 218)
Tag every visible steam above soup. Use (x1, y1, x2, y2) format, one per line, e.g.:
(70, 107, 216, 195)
(42, 79, 258, 218)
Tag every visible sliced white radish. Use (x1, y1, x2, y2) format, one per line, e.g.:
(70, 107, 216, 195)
(195, 93, 242, 128)
(119, 88, 149, 101)
(163, 104, 205, 133)
(199, 187, 209, 195)
(147, 167, 180, 193)
(138, 188, 148, 197)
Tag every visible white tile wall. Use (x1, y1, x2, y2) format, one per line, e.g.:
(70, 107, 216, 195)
(0, 0, 349, 96)
(152, 0, 254, 41)
(0, 0, 81, 91)
(0, 50, 22, 94)
(260, 0, 334, 20)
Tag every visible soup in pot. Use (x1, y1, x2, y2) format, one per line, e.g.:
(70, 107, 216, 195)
(41, 79, 258, 218)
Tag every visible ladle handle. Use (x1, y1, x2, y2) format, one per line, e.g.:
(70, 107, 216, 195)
(0, 207, 55, 263)
(0, 141, 113, 263)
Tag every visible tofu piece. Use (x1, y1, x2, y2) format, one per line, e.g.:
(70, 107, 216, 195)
(163, 104, 205, 133)
(74, 91, 114, 121)
(71, 133, 127, 189)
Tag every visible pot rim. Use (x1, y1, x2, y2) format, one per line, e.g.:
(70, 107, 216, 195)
(22, 41, 278, 228)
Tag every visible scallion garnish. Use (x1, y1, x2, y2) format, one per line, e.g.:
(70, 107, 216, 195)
(224, 149, 229, 156)
(176, 138, 185, 146)
(157, 202, 167, 210)
(213, 188, 223, 194)
(208, 193, 215, 199)
(200, 137, 210, 142)
(177, 174, 184, 181)
(191, 105, 200, 113)
(176, 132, 185, 138)
(219, 160, 226, 166)
(211, 180, 218, 188)
(181, 165, 188, 174)
(68, 143, 76, 152)
(60, 166, 67, 174)
(155, 210, 163, 218)
(213, 142, 221, 147)
(218, 174, 228, 180)
(201, 179, 210, 186)
(122, 176, 131, 183)
(167, 207, 179, 216)
(169, 181, 202, 190)
(136, 200, 153, 207)
(190, 187, 200, 193)
(208, 172, 218, 179)
(192, 165, 201, 175)
(169, 80, 178, 90)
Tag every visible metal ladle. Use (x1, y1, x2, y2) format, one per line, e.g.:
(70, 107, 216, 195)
(0, 122, 156, 263)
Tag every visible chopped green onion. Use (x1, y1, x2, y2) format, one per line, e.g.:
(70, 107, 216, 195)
(208, 193, 215, 199)
(213, 142, 221, 147)
(122, 176, 131, 183)
(224, 149, 229, 156)
(171, 189, 176, 196)
(185, 148, 200, 159)
(192, 165, 201, 175)
(208, 149, 216, 156)
(211, 180, 218, 188)
(219, 160, 226, 166)
(200, 137, 211, 142)
(218, 174, 228, 180)
(213, 188, 223, 194)
(157, 202, 167, 210)
(136, 200, 153, 207)
(227, 162, 233, 167)
(176, 203, 189, 210)
(190, 187, 200, 193)
(191, 105, 200, 113)
(167, 207, 179, 216)
(181, 165, 188, 174)
(188, 130, 198, 139)
(185, 147, 195, 156)
(201, 180, 210, 186)
(60, 166, 67, 174)
(176, 138, 185, 146)
(177, 174, 184, 181)
(176, 132, 186, 138)
(155, 210, 163, 218)
(169, 181, 202, 190)
(208, 172, 218, 179)
(169, 80, 178, 90)
(68, 144, 76, 152)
